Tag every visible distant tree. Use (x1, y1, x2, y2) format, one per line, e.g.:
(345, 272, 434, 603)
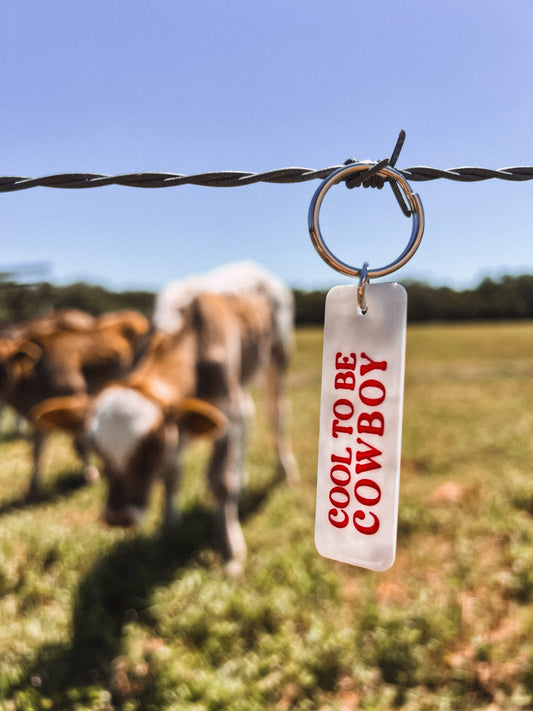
(406, 275, 533, 321)
(293, 289, 326, 326)
(47, 281, 154, 317)
(0, 280, 155, 325)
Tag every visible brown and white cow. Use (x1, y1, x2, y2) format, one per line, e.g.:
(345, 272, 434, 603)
(0, 310, 99, 437)
(33, 263, 299, 571)
(0, 308, 151, 498)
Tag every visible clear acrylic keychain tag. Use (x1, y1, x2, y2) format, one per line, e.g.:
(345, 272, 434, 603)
(308, 161, 425, 571)
(317, 281, 406, 570)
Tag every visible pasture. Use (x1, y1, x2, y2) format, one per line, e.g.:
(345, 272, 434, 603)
(1, 321, 533, 710)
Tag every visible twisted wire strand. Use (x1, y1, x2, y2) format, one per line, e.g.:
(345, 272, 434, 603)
(1, 165, 533, 193)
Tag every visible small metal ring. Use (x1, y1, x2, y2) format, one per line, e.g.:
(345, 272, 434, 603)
(308, 161, 425, 278)
(357, 262, 369, 314)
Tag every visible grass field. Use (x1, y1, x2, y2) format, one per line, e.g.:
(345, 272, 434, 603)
(1, 322, 533, 710)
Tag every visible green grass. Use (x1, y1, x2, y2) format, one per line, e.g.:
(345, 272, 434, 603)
(1, 322, 533, 710)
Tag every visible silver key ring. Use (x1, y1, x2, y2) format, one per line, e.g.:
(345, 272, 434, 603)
(308, 161, 425, 278)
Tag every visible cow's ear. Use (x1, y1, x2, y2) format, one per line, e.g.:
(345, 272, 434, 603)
(176, 398, 228, 439)
(0, 338, 19, 362)
(30, 394, 91, 433)
(10, 341, 43, 377)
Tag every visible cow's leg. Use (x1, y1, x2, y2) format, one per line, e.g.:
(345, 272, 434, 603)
(264, 361, 299, 484)
(73, 435, 100, 485)
(28, 430, 46, 499)
(207, 410, 248, 573)
(13, 413, 27, 438)
(161, 456, 183, 527)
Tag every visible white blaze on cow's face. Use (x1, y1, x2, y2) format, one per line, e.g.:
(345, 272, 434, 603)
(89, 386, 161, 471)
(88, 385, 167, 526)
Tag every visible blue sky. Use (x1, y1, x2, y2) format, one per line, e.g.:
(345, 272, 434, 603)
(2, 1, 532, 292)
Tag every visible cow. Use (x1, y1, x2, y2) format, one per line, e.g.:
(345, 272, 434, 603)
(0, 308, 97, 341)
(32, 263, 299, 572)
(0, 308, 151, 499)
(0, 310, 103, 436)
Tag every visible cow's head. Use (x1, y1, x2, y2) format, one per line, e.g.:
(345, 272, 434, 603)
(31, 385, 227, 527)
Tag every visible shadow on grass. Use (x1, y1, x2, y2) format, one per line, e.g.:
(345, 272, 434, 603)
(0, 428, 32, 444)
(0, 469, 87, 517)
(4, 505, 214, 703)
(5, 472, 279, 705)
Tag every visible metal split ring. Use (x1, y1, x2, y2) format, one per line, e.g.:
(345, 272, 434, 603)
(308, 161, 425, 278)
(357, 262, 370, 314)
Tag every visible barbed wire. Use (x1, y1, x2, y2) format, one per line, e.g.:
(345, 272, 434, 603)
(1, 164, 533, 193)
(3, 130, 532, 193)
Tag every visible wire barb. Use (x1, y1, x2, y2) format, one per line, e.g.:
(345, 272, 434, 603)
(343, 158, 389, 190)
(387, 130, 412, 217)
(344, 130, 412, 217)
(389, 129, 406, 168)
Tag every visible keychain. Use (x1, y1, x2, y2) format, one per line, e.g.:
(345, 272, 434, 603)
(308, 161, 425, 571)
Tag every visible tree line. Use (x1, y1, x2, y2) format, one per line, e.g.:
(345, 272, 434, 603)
(0, 280, 154, 324)
(294, 274, 533, 324)
(0, 274, 532, 328)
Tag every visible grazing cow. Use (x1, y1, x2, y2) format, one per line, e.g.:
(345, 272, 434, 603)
(0, 310, 99, 437)
(0, 309, 97, 341)
(0, 310, 101, 433)
(33, 263, 299, 571)
(0, 309, 151, 498)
